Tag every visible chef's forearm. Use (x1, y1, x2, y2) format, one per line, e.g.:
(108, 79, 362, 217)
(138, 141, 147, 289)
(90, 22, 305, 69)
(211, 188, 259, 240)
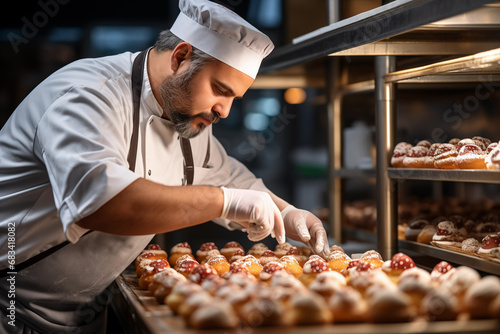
(76, 178, 224, 235)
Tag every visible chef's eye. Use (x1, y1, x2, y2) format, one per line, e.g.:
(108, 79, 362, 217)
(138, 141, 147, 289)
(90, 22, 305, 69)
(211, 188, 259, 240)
(213, 85, 226, 95)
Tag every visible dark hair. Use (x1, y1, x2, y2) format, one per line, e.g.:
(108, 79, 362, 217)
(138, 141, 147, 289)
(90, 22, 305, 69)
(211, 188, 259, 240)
(154, 30, 215, 77)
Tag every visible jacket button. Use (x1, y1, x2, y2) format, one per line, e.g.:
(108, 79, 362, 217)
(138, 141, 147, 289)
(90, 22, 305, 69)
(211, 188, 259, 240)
(148, 170, 151, 176)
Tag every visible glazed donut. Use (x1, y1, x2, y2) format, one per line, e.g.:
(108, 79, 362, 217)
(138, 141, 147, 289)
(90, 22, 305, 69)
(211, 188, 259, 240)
(478, 233, 500, 255)
(233, 255, 263, 278)
(416, 225, 437, 244)
(369, 287, 415, 323)
(284, 246, 308, 267)
(456, 138, 476, 151)
(433, 143, 458, 169)
(456, 144, 487, 169)
(328, 286, 369, 323)
(424, 143, 440, 168)
(188, 263, 219, 284)
(259, 261, 285, 282)
(432, 220, 466, 247)
(138, 258, 170, 289)
(464, 276, 500, 319)
(274, 242, 293, 258)
(283, 292, 333, 326)
(298, 256, 330, 287)
(359, 250, 384, 269)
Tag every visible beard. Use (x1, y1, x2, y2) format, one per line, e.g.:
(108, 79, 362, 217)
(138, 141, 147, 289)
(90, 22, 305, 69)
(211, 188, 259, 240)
(159, 70, 219, 139)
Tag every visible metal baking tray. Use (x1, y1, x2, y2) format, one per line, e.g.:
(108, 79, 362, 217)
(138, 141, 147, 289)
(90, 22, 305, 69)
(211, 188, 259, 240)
(111, 267, 500, 334)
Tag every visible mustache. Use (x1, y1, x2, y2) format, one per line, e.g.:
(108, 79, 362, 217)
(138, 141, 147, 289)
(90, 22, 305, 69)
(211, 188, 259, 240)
(172, 110, 220, 125)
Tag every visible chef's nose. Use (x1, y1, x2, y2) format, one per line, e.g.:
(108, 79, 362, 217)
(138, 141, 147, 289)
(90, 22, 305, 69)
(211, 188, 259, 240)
(213, 99, 232, 119)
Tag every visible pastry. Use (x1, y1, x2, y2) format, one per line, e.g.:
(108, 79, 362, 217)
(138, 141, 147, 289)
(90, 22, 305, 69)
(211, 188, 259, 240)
(382, 253, 415, 284)
(486, 145, 500, 170)
(284, 246, 308, 266)
(432, 220, 465, 247)
(457, 138, 476, 151)
(278, 255, 303, 278)
(165, 281, 203, 314)
(188, 263, 219, 284)
(433, 143, 458, 169)
(247, 242, 269, 259)
(405, 219, 429, 241)
(329, 286, 369, 323)
(147, 267, 179, 294)
(430, 261, 456, 285)
(153, 273, 187, 303)
(456, 144, 487, 169)
(298, 256, 330, 287)
(200, 249, 222, 264)
(487, 141, 498, 153)
(417, 224, 437, 244)
(205, 254, 230, 276)
(134, 244, 168, 268)
(283, 291, 333, 326)
(441, 266, 481, 312)
(359, 250, 384, 268)
(464, 275, 500, 319)
(402, 145, 428, 168)
(189, 299, 240, 329)
(461, 238, 481, 254)
(420, 287, 459, 321)
(326, 250, 351, 272)
(233, 255, 263, 278)
(196, 242, 218, 263)
(309, 271, 346, 300)
(175, 257, 200, 279)
(369, 287, 415, 323)
(478, 233, 500, 255)
(178, 290, 213, 324)
(259, 261, 285, 282)
(397, 267, 432, 310)
(240, 295, 286, 327)
(424, 143, 440, 168)
(274, 242, 293, 258)
(227, 248, 245, 263)
(220, 241, 244, 261)
(138, 258, 170, 289)
(169, 242, 194, 267)
(471, 136, 491, 151)
(391, 142, 412, 167)
(258, 250, 279, 266)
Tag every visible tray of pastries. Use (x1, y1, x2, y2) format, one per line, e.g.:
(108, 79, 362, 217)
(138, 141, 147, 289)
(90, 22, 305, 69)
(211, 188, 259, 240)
(391, 136, 499, 170)
(114, 241, 500, 333)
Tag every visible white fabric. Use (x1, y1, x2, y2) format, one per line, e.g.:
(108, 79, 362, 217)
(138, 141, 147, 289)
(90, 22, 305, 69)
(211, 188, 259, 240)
(171, 0, 274, 78)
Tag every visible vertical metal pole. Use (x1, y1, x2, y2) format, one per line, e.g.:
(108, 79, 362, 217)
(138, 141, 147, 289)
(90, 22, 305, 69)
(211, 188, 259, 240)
(327, 0, 343, 245)
(375, 56, 397, 260)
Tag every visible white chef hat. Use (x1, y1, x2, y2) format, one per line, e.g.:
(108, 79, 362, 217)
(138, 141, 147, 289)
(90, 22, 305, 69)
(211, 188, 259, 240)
(170, 0, 274, 79)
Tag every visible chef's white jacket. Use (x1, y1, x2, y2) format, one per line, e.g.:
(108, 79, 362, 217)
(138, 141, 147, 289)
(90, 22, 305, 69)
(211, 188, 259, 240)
(0, 50, 268, 332)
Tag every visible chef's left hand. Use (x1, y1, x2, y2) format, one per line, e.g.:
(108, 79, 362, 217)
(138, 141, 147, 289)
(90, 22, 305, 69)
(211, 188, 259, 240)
(281, 205, 330, 257)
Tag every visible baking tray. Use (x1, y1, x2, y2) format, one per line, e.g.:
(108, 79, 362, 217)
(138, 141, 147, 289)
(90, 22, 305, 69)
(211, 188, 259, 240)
(111, 267, 500, 334)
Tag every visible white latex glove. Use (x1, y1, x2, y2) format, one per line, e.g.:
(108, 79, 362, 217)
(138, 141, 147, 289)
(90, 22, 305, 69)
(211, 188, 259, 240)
(281, 205, 330, 257)
(220, 187, 286, 243)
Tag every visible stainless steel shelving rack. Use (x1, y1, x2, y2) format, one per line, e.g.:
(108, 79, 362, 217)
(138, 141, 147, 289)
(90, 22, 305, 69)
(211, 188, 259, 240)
(258, 0, 500, 274)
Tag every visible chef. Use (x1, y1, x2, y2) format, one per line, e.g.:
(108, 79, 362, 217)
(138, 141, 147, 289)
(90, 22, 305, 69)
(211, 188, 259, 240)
(0, 0, 330, 332)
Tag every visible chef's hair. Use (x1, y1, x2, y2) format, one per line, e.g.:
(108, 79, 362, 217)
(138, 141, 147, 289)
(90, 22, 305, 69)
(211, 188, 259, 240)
(154, 30, 215, 73)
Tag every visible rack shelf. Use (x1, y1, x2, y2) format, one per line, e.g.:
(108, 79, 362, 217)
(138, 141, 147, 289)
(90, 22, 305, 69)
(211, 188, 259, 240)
(388, 168, 500, 184)
(399, 240, 500, 276)
(260, 0, 497, 74)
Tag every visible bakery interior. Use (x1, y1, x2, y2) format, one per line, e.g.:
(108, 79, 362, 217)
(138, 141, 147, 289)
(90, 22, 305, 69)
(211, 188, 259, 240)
(2, 0, 500, 332)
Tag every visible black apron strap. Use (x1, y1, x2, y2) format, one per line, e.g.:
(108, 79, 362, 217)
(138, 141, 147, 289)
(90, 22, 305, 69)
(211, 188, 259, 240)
(127, 49, 148, 172)
(180, 137, 194, 185)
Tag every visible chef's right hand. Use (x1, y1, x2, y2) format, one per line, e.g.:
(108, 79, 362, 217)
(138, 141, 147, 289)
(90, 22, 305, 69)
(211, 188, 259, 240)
(219, 187, 285, 243)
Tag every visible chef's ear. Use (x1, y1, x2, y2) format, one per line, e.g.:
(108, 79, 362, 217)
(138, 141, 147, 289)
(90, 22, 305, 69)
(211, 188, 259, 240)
(171, 42, 193, 72)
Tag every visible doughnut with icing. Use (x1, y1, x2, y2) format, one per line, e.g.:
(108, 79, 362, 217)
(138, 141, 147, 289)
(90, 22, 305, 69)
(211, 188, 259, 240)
(433, 143, 458, 169)
(456, 144, 487, 169)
